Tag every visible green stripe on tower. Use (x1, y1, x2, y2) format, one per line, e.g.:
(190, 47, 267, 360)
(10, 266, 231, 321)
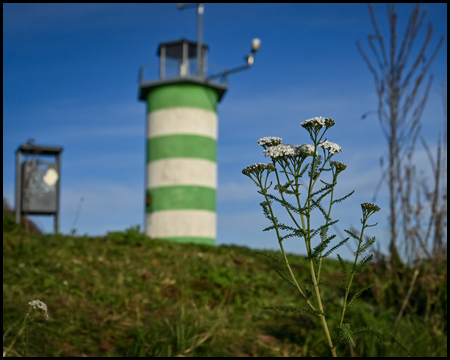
(147, 135, 216, 162)
(145, 83, 219, 245)
(147, 83, 218, 113)
(146, 186, 215, 212)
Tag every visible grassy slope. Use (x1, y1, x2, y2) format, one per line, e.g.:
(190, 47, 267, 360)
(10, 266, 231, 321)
(3, 213, 447, 357)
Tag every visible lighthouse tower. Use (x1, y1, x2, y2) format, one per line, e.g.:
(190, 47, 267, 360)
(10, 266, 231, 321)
(138, 38, 228, 246)
(139, 4, 260, 246)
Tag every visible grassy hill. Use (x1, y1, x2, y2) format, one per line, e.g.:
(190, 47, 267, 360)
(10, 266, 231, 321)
(3, 212, 447, 357)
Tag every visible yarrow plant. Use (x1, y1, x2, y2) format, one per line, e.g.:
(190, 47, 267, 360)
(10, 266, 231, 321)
(242, 116, 382, 356)
(4, 300, 49, 357)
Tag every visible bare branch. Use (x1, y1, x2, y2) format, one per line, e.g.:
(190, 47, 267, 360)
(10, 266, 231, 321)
(358, 3, 445, 264)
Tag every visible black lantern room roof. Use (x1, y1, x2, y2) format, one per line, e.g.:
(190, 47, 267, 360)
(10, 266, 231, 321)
(157, 38, 208, 59)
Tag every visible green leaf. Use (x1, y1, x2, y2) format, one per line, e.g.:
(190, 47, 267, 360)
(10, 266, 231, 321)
(309, 197, 326, 216)
(261, 305, 324, 317)
(337, 323, 357, 347)
(304, 235, 336, 261)
(344, 229, 360, 241)
(262, 224, 276, 232)
(365, 221, 379, 228)
(253, 251, 286, 265)
(353, 326, 383, 342)
(300, 163, 309, 177)
(346, 284, 372, 308)
(310, 220, 339, 239)
(354, 254, 374, 273)
(337, 254, 348, 290)
(357, 236, 376, 255)
(333, 190, 355, 204)
(311, 183, 334, 200)
(280, 231, 304, 241)
(275, 183, 295, 195)
(323, 237, 349, 258)
(276, 223, 303, 234)
(275, 269, 298, 289)
(266, 194, 301, 215)
(304, 284, 314, 301)
(268, 223, 305, 241)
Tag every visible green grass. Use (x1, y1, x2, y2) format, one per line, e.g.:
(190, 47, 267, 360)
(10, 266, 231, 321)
(3, 213, 447, 356)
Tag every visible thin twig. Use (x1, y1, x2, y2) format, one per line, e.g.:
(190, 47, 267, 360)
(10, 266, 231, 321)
(3, 345, 22, 357)
(395, 268, 419, 328)
(388, 332, 414, 357)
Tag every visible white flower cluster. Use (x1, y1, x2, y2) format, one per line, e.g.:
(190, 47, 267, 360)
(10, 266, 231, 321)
(28, 300, 49, 320)
(301, 116, 326, 128)
(330, 160, 347, 172)
(361, 202, 381, 213)
(257, 137, 282, 147)
(248, 163, 266, 171)
(264, 144, 297, 158)
(242, 162, 276, 176)
(297, 143, 317, 155)
(319, 140, 342, 155)
(264, 143, 318, 159)
(301, 116, 336, 129)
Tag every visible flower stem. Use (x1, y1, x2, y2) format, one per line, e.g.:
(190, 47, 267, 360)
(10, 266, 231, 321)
(309, 256, 337, 357)
(262, 188, 316, 309)
(304, 135, 337, 357)
(4, 313, 29, 357)
(339, 217, 367, 327)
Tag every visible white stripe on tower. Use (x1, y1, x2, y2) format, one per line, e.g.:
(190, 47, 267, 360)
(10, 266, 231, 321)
(148, 107, 217, 139)
(148, 159, 216, 188)
(147, 210, 216, 239)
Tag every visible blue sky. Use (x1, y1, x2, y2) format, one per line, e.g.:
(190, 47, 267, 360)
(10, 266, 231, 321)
(3, 3, 447, 260)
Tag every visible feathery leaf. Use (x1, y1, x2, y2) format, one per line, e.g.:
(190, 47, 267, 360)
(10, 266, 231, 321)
(253, 251, 286, 265)
(357, 236, 376, 254)
(275, 269, 298, 289)
(262, 305, 324, 317)
(310, 220, 339, 239)
(311, 183, 334, 200)
(337, 254, 348, 290)
(344, 229, 360, 241)
(354, 254, 374, 273)
(333, 190, 355, 204)
(337, 323, 357, 347)
(266, 194, 301, 215)
(347, 284, 372, 308)
(305, 235, 335, 261)
(262, 224, 276, 232)
(323, 237, 349, 258)
(300, 163, 309, 177)
(353, 326, 383, 342)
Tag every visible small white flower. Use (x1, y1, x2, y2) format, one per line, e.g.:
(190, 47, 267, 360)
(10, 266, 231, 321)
(242, 163, 267, 175)
(319, 140, 342, 155)
(301, 116, 326, 128)
(28, 300, 49, 320)
(28, 300, 47, 312)
(297, 143, 317, 155)
(301, 116, 336, 129)
(264, 144, 298, 158)
(257, 137, 282, 147)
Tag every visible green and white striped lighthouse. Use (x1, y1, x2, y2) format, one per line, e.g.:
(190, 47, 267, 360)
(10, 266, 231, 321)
(138, 39, 228, 246)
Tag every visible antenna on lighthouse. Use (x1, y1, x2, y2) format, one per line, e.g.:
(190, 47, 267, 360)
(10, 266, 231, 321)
(177, 3, 260, 81)
(177, 3, 204, 77)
